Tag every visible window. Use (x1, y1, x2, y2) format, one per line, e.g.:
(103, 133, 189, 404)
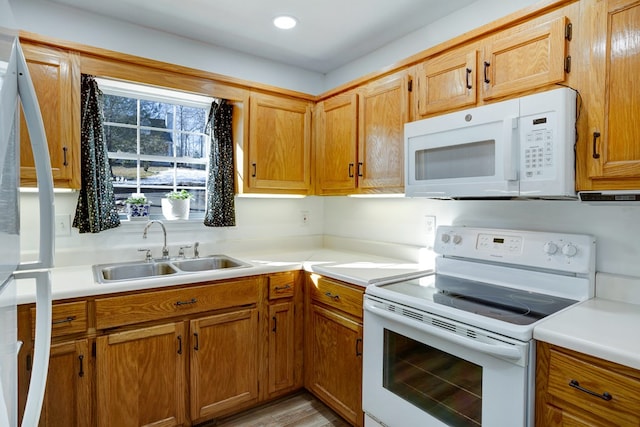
(97, 78, 214, 219)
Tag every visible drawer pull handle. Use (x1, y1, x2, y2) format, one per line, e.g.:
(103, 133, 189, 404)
(592, 131, 601, 159)
(274, 285, 291, 291)
(356, 338, 363, 357)
(78, 355, 84, 377)
(569, 379, 613, 401)
(272, 316, 277, 333)
(325, 292, 340, 301)
(483, 61, 491, 84)
(193, 333, 200, 351)
(465, 67, 472, 89)
(52, 316, 76, 325)
(177, 335, 183, 355)
(175, 298, 197, 306)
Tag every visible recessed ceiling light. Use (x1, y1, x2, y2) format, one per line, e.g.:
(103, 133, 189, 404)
(273, 15, 297, 30)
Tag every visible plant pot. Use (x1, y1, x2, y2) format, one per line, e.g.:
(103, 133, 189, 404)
(162, 198, 190, 220)
(126, 203, 150, 220)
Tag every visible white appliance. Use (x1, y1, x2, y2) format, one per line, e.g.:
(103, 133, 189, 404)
(0, 26, 55, 427)
(363, 226, 595, 427)
(405, 87, 577, 199)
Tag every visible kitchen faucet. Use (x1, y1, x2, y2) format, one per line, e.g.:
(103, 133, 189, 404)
(142, 220, 169, 259)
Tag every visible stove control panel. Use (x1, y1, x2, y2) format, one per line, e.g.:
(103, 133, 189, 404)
(435, 226, 595, 274)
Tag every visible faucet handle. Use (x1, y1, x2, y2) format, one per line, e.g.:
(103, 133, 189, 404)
(194, 242, 200, 258)
(178, 245, 192, 258)
(138, 248, 153, 262)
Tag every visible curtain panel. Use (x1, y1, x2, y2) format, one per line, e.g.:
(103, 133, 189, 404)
(73, 74, 120, 233)
(204, 99, 236, 227)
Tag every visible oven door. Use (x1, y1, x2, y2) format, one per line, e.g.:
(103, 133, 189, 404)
(363, 296, 533, 427)
(404, 98, 519, 198)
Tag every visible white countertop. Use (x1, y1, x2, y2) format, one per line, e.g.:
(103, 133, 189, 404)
(534, 272, 640, 370)
(16, 248, 434, 305)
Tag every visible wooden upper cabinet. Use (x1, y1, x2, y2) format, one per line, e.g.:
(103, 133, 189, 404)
(481, 16, 569, 101)
(358, 71, 409, 192)
(579, 0, 640, 189)
(20, 41, 80, 189)
(316, 70, 409, 195)
(247, 92, 312, 194)
(417, 47, 478, 116)
(315, 92, 358, 194)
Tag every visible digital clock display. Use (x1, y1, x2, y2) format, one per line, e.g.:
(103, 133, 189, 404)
(493, 238, 505, 244)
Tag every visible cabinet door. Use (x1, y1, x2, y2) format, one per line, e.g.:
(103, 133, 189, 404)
(315, 93, 358, 194)
(358, 71, 409, 192)
(248, 93, 312, 194)
(582, 0, 640, 187)
(96, 322, 185, 427)
(190, 308, 259, 421)
(482, 16, 569, 100)
(20, 42, 80, 189)
(268, 301, 296, 396)
(306, 304, 363, 427)
(38, 339, 91, 427)
(417, 47, 478, 116)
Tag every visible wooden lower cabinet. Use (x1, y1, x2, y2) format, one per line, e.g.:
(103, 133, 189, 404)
(189, 308, 260, 422)
(305, 275, 364, 427)
(536, 341, 640, 426)
(39, 339, 92, 427)
(96, 322, 186, 427)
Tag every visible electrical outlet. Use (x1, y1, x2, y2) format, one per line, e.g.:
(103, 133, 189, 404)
(425, 215, 436, 248)
(301, 210, 309, 225)
(55, 214, 71, 237)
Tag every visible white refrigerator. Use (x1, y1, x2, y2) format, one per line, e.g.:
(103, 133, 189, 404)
(0, 17, 55, 427)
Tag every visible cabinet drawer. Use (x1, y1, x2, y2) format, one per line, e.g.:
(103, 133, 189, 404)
(31, 301, 87, 339)
(547, 348, 640, 425)
(95, 277, 260, 330)
(268, 272, 295, 300)
(309, 276, 363, 319)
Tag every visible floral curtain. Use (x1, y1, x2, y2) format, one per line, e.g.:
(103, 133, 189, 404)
(73, 75, 120, 233)
(204, 99, 236, 227)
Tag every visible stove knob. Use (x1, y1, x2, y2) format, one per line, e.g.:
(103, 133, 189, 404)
(562, 244, 578, 257)
(441, 234, 451, 243)
(543, 242, 558, 255)
(452, 235, 462, 245)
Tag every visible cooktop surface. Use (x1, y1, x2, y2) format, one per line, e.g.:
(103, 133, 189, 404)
(376, 273, 578, 326)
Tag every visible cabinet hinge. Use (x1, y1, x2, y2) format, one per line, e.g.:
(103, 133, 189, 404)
(564, 55, 572, 73)
(92, 341, 97, 357)
(565, 23, 573, 41)
(408, 79, 413, 92)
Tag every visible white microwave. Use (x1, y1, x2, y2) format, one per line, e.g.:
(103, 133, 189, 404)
(405, 87, 577, 199)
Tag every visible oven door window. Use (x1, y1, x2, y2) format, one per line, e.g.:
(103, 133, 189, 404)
(414, 139, 495, 180)
(383, 329, 482, 426)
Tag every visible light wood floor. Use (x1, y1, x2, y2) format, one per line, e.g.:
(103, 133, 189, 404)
(211, 392, 351, 427)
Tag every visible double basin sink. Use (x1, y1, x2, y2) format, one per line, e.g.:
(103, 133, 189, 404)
(93, 255, 251, 284)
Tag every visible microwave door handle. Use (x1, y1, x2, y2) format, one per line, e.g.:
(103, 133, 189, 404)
(364, 300, 523, 361)
(503, 116, 519, 181)
(15, 41, 55, 271)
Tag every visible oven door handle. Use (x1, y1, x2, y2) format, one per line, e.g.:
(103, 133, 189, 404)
(364, 300, 523, 361)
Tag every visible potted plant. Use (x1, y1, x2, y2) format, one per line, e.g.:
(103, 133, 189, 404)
(161, 189, 193, 220)
(125, 195, 150, 220)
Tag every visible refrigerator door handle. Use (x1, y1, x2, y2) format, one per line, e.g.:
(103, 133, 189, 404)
(14, 40, 55, 272)
(13, 270, 51, 427)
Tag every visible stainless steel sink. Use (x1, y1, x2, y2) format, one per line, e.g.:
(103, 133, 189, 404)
(93, 255, 250, 283)
(172, 255, 249, 272)
(98, 262, 178, 282)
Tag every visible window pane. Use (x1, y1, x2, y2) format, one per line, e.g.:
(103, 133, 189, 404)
(138, 160, 175, 187)
(110, 158, 137, 184)
(175, 106, 206, 133)
(175, 163, 206, 186)
(140, 100, 173, 128)
(176, 133, 206, 158)
(105, 125, 137, 153)
(140, 129, 173, 156)
(103, 94, 137, 125)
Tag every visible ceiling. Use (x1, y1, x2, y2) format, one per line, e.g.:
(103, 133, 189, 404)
(50, 0, 476, 73)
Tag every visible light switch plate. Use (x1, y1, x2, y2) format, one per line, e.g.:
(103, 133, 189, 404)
(55, 214, 71, 236)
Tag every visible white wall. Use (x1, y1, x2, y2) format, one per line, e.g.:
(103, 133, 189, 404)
(324, 0, 539, 89)
(8, 0, 325, 94)
(323, 197, 640, 277)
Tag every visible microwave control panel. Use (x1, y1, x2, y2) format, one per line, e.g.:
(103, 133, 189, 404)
(521, 113, 557, 181)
